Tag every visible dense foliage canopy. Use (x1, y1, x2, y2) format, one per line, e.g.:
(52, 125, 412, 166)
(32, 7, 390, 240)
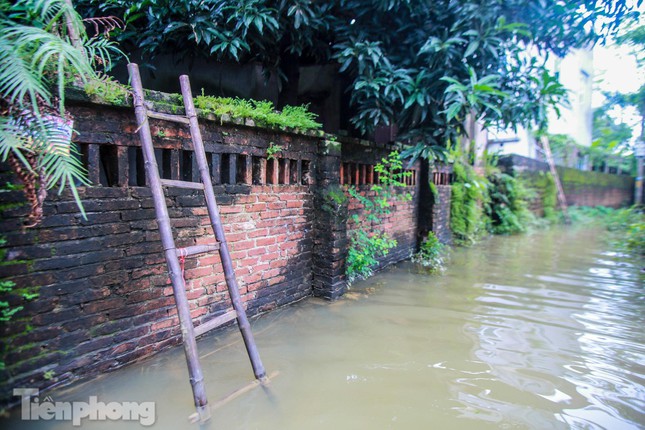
(78, 0, 638, 158)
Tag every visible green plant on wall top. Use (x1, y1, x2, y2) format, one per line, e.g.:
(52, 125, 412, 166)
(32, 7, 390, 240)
(84, 75, 130, 106)
(266, 142, 283, 161)
(194, 94, 322, 131)
(346, 151, 411, 284)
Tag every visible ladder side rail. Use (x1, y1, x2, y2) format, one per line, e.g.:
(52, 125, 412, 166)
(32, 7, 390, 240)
(179, 75, 267, 381)
(128, 64, 211, 420)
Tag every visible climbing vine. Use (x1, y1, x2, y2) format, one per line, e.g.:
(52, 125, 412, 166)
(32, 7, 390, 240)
(346, 151, 411, 284)
(485, 171, 534, 235)
(450, 157, 490, 246)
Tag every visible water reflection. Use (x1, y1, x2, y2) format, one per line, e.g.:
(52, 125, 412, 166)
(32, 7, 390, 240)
(4, 227, 644, 429)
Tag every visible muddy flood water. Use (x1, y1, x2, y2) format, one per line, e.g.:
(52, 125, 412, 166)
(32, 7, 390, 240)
(6, 226, 645, 429)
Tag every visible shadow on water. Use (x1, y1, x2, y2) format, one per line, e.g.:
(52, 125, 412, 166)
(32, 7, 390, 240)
(4, 226, 644, 429)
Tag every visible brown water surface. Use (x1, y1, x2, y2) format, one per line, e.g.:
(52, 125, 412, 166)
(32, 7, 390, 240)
(6, 226, 645, 429)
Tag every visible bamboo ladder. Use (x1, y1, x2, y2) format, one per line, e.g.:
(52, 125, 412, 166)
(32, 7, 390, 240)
(540, 135, 571, 223)
(127, 63, 268, 422)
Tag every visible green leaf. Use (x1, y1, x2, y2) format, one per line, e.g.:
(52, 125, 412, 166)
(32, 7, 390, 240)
(445, 102, 461, 122)
(464, 40, 479, 57)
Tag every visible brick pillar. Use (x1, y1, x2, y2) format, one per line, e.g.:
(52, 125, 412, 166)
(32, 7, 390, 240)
(312, 140, 348, 300)
(416, 159, 434, 243)
(432, 185, 452, 244)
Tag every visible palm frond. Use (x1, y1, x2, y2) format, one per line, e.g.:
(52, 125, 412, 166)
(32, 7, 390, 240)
(84, 36, 126, 72)
(26, 119, 89, 216)
(0, 116, 35, 168)
(0, 27, 51, 110)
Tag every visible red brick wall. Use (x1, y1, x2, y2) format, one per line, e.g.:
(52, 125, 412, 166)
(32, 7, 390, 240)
(500, 155, 634, 210)
(0, 100, 427, 405)
(345, 186, 419, 268)
(339, 138, 421, 270)
(0, 100, 318, 402)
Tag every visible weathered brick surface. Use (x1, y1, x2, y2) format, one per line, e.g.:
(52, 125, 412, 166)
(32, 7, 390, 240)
(0, 102, 441, 406)
(311, 141, 349, 300)
(431, 185, 452, 244)
(0, 101, 318, 404)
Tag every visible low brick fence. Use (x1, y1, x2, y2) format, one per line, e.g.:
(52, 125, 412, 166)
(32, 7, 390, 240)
(0, 95, 441, 405)
(499, 155, 634, 209)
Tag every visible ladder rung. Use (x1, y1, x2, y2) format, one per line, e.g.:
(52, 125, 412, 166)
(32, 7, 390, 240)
(194, 310, 238, 337)
(160, 179, 204, 190)
(176, 244, 220, 257)
(147, 110, 190, 124)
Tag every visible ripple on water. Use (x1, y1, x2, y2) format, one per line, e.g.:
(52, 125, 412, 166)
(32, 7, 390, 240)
(4, 227, 644, 430)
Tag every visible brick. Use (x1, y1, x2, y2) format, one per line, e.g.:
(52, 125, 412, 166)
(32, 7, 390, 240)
(246, 203, 267, 212)
(255, 237, 276, 246)
(150, 318, 178, 332)
(231, 239, 255, 251)
(81, 297, 125, 314)
(259, 210, 281, 219)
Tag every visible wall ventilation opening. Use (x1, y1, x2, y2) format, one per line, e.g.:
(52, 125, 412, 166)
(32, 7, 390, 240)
(161, 149, 172, 179)
(266, 158, 276, 184)
(181, 150, 193, 182)
(220, 153, 231, 184)
(252, 156, 263, 185)
(99, 145, 118, 187)
(301, 160, 311, 185)
(127, 146, 145, 186)
(289, 160, 298, 184)
(278, 159, 287, 185)
(236, 154, 248, 184)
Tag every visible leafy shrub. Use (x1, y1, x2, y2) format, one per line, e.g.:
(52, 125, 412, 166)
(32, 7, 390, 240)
(1, 0, 124, 225)
(605, 207, 645, 255)
(566, 206, 645, 255)
(450, 159, 489, 245)
(411, 232, 447, 273)
(485, 171, 533, 234)
(346, 230, 397, 285)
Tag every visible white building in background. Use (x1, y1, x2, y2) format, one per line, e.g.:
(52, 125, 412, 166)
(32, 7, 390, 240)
(487, 48, 594, 164)
(548, 48, 594, 148)
(487, 126, 538, 159)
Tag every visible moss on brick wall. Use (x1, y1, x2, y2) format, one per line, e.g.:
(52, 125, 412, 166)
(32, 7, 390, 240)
(501, 155, 634, 211)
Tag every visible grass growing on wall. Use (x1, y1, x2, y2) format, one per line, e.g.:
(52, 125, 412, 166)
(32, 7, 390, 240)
(83, 80, 323, 131)
(194, 94, 322, 130)
(450, 152, 548, 245)
(541, 173, 558, 222)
